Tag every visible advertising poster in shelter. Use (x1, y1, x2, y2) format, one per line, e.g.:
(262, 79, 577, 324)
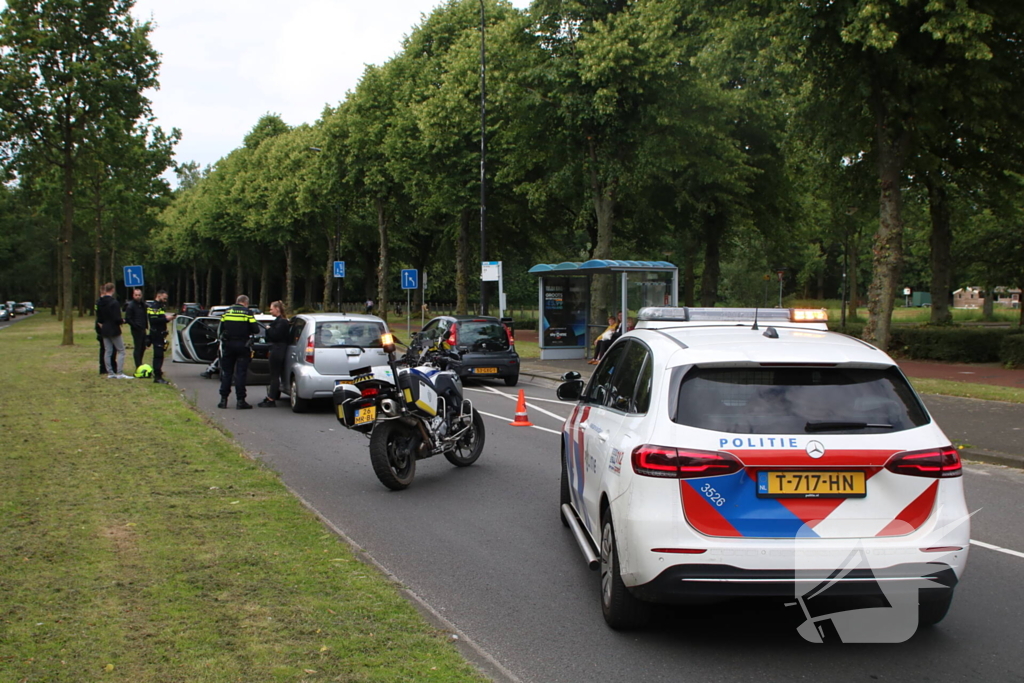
(542, 277, 588, 347)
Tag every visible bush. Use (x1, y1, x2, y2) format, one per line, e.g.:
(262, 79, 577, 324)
(1000, 333, 1024, 368)
(827, 321, 866, 339)
(509, 317, 538, 331)
(887, 326, 1019, 363)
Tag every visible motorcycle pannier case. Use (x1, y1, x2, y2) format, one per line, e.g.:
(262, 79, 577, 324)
(397, 369, 439, 418)
(333, 384, 376, 434)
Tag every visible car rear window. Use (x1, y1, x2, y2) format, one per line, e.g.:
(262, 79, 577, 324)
(457, 321, 509, 351)
(672, 366, 929, 434)
(316, 321, 386, 348)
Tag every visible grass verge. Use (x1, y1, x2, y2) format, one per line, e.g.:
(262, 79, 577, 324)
(909, 377, 1024, 404)
(0, 315, 485, 682)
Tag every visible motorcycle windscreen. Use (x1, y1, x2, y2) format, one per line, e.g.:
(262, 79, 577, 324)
(183, 317, 221, 363)
(171, 315, 195, 362)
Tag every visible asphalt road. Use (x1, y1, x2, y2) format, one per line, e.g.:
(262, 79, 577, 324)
(165, 361, 1024, 683)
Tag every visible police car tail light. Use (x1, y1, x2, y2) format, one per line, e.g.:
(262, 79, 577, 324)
(305, 335, 315, 363)
(884, 446, 962, 478)
(631, 445, 742, 479)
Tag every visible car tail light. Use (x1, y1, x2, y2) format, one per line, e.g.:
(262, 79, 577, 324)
(631, 445, 742, 479)
(651, 547, 708, 554)
(446, 327, 457, 347)
(305, 335, 315, 363)
(503, 323, 514, 346)
(884, 446, 962, 478)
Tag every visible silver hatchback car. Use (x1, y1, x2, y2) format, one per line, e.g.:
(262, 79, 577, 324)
(281, 313, 392, 412)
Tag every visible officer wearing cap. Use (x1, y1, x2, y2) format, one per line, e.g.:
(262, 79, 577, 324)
(217, 294, 261, 409)
(147, 289, 175, 385)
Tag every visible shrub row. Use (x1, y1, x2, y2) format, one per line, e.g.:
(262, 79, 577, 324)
(827, 322, 1024, 365)
(1001, 334, 1024, 369)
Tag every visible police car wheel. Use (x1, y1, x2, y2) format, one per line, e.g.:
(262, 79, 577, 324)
(289, 377, 309, 413)
(600, 513, 650, 630)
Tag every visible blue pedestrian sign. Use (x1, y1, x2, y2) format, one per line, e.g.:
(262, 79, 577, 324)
(123, 265, 144, 287)
(401, 269, 418, 290)
(333, 261, 346, 278)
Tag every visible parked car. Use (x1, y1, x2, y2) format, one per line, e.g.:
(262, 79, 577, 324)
(0, 305, 9, 322)
(555, 306, 969, 632)
(280, 313, 391, 413)
(20, 302, 34, 313)
(180, 302, 205, 317)
(5, 301, 16, 318)
(171, 312, 275, 384)
(412, 315, 520, 386)
(12, 302, 27, 315)
(209, 305, 262, 318)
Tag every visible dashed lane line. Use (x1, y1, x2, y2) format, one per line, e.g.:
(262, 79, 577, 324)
(476, 385, 570, 423)
(476, 409, 562, 436)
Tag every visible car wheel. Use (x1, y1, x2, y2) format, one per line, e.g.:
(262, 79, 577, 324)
(289, 377, 309, 413)
(444, 409, 484, 467)
(504, 374, 519, 387)
(600, 512, 651, 630)
(560, 452, 571, 527)
(919, 589, 955, 627)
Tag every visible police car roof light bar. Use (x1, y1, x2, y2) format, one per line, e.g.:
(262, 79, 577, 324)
(637, 307, 828, 324)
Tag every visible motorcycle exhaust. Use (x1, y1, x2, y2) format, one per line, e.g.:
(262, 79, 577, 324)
(380, 398, 400, 417)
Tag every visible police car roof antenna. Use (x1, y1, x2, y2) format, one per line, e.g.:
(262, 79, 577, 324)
(752, 306, 760, 331)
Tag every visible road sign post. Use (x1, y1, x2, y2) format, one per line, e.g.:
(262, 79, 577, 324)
(333, 262, 345, 313)
(402, 269, 418, 339)
(481, 261, 504, 319)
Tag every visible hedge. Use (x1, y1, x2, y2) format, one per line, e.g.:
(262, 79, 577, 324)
(888, 327, 1021, 363)
(1001, 334, 1024, 368)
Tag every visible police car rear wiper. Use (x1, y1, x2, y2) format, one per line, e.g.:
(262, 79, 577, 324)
(804, 421, 893, 432)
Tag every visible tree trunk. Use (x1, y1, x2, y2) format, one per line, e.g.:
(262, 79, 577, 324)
(982, 289, 994, 320)
(683, 253, 695, 307)
(235, 251, 244, 296)
(376, 198, 389, 322)
(926, 174, 953, 324)
(284, 243, 294, 312)
(846, 232, 859, 321)
(323, 229, 337, 311)
(589, 140, 617, 321)
(205, 265, 213, 309)
(175, 270, 182, 308)
(60, 152, 75, 345)
(305, 266, 315, 310)
(93, 202, 103, 300)
(457, 208, 469, 315)
(219, 265, 228, 306)
(863, 106, 910, 351)
(699, 211, 724, 307)
(260, 253, 270, 312)
(191, 266, 199, 304)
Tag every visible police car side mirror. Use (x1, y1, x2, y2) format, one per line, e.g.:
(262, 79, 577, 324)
(556, 379, 584, 402)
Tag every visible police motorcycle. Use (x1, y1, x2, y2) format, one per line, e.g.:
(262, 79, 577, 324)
(333, 331, 485, 490)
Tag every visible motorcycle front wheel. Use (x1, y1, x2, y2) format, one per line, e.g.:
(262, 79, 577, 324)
(444, 409, 485, 467)
(369, 421, 418, 490)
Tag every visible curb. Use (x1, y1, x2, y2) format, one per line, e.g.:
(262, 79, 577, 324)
(960, 448, 1024, 470)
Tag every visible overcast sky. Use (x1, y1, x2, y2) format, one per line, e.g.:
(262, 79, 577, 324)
(128, 0, 530, 179)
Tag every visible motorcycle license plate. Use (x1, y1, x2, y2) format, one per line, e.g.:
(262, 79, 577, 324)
(474, 367, 498, 374)
(354, 406, 376, 425)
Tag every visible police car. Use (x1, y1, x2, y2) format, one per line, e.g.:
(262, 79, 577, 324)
(556, 307, 969, 631)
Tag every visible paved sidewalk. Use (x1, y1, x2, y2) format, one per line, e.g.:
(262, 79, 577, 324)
(517, 356, 1024, 469)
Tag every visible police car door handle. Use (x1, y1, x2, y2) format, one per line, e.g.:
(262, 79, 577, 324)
(598, 432, 609, 442)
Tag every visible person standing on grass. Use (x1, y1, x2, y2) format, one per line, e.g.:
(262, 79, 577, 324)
(147, 289, 175, 385)
(96, 282, 131, 379)
(217, 294, 261, 410)
(125, 287, 148, 372)
(94, 290, 108, 376)
(258, 300, 289, 407)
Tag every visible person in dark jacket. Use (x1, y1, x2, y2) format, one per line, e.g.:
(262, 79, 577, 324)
(96, 282, 130, 378)
(147, 289, 175, 385)
(125, 288, 148, 372)
(217, 294, 262, 409)
(258, 300, 290, 407)
(95, 292, 108, 376)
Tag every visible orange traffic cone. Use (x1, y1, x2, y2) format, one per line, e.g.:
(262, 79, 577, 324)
(509, 389, 534, 427)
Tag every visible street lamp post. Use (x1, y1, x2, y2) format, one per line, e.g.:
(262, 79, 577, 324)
(478, 0, 488, 316)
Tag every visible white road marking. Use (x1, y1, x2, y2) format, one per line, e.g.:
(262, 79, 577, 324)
(477, 385, 570, 422)
(465, 387, 568, 406)
(970, 539, 1024, 560)
(476, 409, 562, 436)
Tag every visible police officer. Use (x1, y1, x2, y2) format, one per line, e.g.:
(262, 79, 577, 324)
(258, 300, 289, 407)
(147, 289, 175, 385)
(217, 294, 261, 409)
(125, 287, 149, 372)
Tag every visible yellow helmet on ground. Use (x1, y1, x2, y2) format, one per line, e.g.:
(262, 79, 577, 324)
(134, 364, 153, 378)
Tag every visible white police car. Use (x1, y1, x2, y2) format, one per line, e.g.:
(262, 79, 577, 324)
(557, 308, 969, 632)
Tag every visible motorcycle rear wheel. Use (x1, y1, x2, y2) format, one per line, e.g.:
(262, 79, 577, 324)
(444, 409, 485, 467)
(369, 421, 418, 490)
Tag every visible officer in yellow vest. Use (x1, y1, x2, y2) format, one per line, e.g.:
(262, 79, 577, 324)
(217, 295, 262, 409)
(147, 289, 175, 385)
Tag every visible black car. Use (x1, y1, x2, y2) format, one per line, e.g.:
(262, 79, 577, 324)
(413, 315, 520, 386)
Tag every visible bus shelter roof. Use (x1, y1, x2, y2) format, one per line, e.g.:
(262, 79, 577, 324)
(528, 259, 676, 275)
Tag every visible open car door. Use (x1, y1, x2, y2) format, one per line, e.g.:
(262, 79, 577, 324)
(171, 316, 195, 362)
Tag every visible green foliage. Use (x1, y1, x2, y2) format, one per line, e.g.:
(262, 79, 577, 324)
(1000, 333, 1024, 369)
(887, 326, 1019, 363)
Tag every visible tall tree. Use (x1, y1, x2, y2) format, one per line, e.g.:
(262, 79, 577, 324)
(0, 0, 162, 344)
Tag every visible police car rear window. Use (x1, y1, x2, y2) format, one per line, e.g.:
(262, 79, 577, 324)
(316, 322, 385, 348)
(672, 366, 929, 434)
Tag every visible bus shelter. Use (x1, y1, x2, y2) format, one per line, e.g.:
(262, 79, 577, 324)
(528, 259, 678, 360)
